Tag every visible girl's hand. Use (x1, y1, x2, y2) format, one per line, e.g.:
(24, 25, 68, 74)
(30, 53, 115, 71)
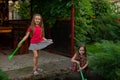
(18, 42, 22, 47)
(43, 37, 47, 40)
(18, 41, 23, 47)
(76, 61, 80, 65)
(77, 67, 82, 72)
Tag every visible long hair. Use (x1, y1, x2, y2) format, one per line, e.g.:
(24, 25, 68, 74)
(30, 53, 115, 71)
(77, 45, 88, 67)
(77, 45, 87, 57)
(30, 14, 45, 37)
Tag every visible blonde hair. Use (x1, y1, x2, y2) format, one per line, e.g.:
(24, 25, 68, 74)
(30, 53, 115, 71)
(30, 14, 45, 37)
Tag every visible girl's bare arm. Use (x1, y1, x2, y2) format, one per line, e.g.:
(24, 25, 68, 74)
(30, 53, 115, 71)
(71, 53, 80, 64)
(18, 32, 30, 47)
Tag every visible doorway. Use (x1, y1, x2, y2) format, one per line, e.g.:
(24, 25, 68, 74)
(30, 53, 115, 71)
(50, 20, 71, 56)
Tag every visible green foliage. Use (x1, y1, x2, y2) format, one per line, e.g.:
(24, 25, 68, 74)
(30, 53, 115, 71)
(88, 0, 111, 42)
(32, 0, 71, 27)
(91, 0, 111, 16)
(18, 0, 31, 19)
(92, 14, 120, 42)
(73, 0, 94, 49)
(0, 70, 9, 80)
(84, 0, 120, 43)
(87, 40, 120, 80)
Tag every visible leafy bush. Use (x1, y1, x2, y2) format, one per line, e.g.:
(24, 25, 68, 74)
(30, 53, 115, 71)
(86, 0, 120, 43)
(92, 14, 120, 42)
(74, 0, 93, 50)
(32, 0, 71, 27)
(87, 40, 120, 80)
(91, 0, 110, 16)
(18, 0, 31, 19)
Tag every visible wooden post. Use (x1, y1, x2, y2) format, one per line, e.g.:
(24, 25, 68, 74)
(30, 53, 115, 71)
(71, 0, 74, 57)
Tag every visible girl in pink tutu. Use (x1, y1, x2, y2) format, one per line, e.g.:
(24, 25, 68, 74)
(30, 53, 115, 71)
(18, 14, 53, 75)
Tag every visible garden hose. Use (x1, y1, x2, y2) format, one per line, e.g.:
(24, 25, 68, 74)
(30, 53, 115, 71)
(8, 41, 24, 60)
(78, 64, 87, 80)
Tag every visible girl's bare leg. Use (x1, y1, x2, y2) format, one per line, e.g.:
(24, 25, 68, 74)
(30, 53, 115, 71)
(33, 50, 39, 71)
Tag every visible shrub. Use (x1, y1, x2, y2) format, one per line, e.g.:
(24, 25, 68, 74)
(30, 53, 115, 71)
(87, 40, 120, 80)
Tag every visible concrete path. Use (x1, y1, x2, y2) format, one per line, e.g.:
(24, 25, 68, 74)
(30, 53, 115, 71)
(0, 50, 81, 80)
(0, 50, 71, 71)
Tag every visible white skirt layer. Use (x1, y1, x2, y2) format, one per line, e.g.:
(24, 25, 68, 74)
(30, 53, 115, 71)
(29, 39, 53, 50)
